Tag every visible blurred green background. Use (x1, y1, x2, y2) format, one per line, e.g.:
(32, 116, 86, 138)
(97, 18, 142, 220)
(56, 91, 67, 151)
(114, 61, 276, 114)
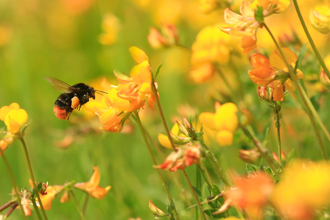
(1, 0, 330, 219)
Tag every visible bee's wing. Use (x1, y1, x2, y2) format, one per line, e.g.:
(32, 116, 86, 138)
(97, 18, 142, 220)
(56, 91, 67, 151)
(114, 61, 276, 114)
(45, 77, 77, 93)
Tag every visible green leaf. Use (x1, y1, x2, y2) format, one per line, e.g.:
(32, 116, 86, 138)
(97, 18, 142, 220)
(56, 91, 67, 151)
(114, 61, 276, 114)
(264, 167, 279, 182)
(154, 63, 163, 79)
(203, 183, 211, 197)
(296, 43, 308, 69)
(254, 6, 264, 22)
(192, 186, 203, 198)
(211, 184, 221, 196)
(246, 163, 260, 175)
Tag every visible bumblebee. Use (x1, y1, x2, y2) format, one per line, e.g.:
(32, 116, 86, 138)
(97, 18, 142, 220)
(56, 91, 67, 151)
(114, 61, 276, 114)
(45, 77, 106, 120)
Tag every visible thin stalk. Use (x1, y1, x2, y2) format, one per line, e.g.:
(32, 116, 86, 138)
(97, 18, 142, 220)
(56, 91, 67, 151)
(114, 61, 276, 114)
(274, 106, 282, 164)
(214, 64, 239, 103)
(200, 162, 213, 186)
(17, 134, 48, 220)
(263, 23, 327, 160)
(4, 202, 18, 218)
(70, 191, 86, 220)
(151, 78, 177, 152)
(292, 0, 330, 79)
(200, 142, 231, 186)
(240, 126, 280, 177)
(0, 148, 27, 219)
(197, 164, 212, 191)
(300, 87, 330, 142)
(196, 166, 201, 220)
(0, 201, 15, 212)
(182, 170, 207, 220)
(82, 193, 89, 215)
(31, 199, 43, 220)
(133, 112, 180, 220)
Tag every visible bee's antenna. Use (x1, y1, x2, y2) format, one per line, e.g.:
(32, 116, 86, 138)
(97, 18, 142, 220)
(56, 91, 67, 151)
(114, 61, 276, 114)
(95, 90, 108, 95)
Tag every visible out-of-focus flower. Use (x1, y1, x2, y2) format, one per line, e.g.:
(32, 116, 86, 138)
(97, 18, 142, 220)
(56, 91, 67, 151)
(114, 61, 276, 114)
(156, 143, 202, 172)
(221, 0, 290, 53)
(74, 166, 111, 200)
(0, 103, 28, 134)
(189, 62, 216, 83)
(215, 172, 274, 219)
(99, 13, 121, 46)
(272, 151, 286, 162)
(0, 26, 12, 47)
(239, 147, 260, 163)
(199, 102, 238, 146)
(20, 190, 32, 216)
(310, 5, 330, 34)
(250, 0, 290, 14)
(272, 160, 330, 220)
(61, 0, 94, 15)
(249, 48, 303, 101)
(0, 132, 15, 156)
(197, 0, 231, 14)
(147, 24, 179, 49)
(192, 25, 235, 65)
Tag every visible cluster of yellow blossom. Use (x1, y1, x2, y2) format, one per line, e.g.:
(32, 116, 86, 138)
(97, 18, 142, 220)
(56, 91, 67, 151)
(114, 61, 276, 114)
(0, 103, 28, 155)
(199, 102, 238, 146)
(85, 47, 157, 132)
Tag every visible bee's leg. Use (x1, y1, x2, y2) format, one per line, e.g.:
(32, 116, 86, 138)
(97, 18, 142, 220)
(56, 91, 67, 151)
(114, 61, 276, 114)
(66, 112, 72, 120)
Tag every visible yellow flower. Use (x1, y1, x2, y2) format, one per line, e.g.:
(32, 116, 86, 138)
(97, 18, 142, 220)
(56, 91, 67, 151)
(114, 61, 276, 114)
(189, 62, 215, 83)
(199, 102, 238, 146)
(74, 166, 111, 200)
(310, 5, 330, 34)
(272, 160, 330, 220)
(38, 185, 64, 210)
(0, 103, 28, 134)
(192, 25, 234, 65)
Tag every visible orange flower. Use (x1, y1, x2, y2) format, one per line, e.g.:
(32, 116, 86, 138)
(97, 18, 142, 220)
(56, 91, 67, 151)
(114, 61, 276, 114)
(156, 143, 202, 172)
(219, 172, 274, 219)
(38, 185, 64, 210)
(249, 53, 276, 86)
(0, 103, 28, 134)
(74, 166, 111, 200)
(249, 48, 303, 101)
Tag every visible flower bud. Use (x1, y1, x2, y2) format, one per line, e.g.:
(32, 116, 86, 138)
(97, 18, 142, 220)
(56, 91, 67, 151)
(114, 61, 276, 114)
(239, 147, 260, 163)
(170, 133, 191, 145)
(320, 70, 330, 89)
(310, 5, 330, 34)
(184, 144, 201, 167)
(176, 120, 189, 136)
(149, 200, 168, 217)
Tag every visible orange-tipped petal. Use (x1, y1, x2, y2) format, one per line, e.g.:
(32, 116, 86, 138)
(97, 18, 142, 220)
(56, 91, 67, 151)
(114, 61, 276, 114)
(129, 46, 149, 63)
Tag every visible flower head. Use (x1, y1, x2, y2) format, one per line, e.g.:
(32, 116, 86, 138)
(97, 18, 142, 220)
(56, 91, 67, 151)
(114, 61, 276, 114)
(99, 13, 121, 45)
(147, 24, 179, 49)
(199, 102, 238, 146)
(249, 48, 303, 101)
(0, 103, 28, 134)
(74, 166, 111, 200)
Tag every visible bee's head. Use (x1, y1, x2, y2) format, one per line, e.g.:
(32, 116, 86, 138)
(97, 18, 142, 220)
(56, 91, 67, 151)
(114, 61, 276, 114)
(88, 87, 96, 99)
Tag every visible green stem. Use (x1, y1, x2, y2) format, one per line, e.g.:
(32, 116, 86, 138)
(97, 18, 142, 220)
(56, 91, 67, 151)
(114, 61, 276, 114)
(274, 106, 282, 164)
(151, 77, 177, 152)
(82, 193, 89, 215)
(182, 169, 207, 220)
(17, 134, 48, 220)
(31, 199, 43, 220)
(200, 142, 231, 186)
(133, 112, 180, 220)
(300, 87, 330, 142)
(240, 126, 280, 177)
(292, 0, 330, 79)
(197, 164, 212, 191)
(70, 191, 86, 220)
(214, 64, 239, 104)
(0, 148, 28, 219)
(263, 23, 328, 160)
